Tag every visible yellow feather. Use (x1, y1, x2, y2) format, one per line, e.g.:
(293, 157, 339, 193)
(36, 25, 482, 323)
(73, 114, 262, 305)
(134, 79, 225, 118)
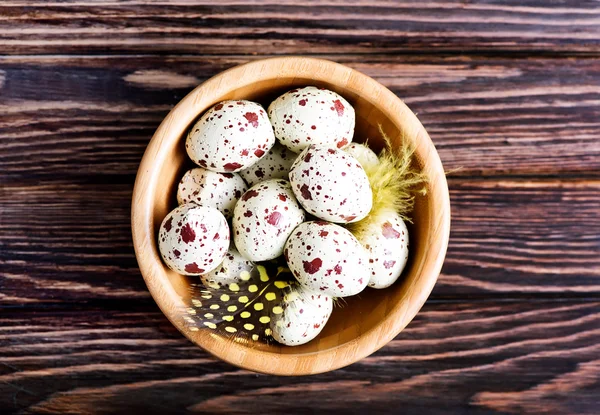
(347, 127, 428, 241)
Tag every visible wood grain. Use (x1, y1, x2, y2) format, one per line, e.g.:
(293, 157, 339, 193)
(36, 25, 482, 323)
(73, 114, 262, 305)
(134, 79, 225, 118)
(0, 301, 597, 413)
(1, 1, 599, 55)
(441, 179, 600, 296)
(1, 0, 598, 404)
(1, 54, 599, 182)
(1, 179, 598, 307)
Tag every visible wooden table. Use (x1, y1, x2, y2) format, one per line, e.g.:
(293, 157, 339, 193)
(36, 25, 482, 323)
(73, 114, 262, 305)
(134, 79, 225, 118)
(1, 2, 599, 413)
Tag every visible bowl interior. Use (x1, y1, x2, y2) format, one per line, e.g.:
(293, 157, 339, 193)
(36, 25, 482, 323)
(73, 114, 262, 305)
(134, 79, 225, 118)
(134, 58, 449, 374)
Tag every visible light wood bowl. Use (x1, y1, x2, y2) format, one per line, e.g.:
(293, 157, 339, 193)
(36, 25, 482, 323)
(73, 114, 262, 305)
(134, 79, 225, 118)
(132, 57, 450, 375)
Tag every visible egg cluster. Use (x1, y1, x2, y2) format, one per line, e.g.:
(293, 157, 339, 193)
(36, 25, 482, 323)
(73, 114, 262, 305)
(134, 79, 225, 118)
(158, 86, 410, 346)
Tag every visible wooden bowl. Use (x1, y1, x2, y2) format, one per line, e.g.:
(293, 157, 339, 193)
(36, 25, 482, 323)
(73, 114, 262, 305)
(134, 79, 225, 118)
(132, 57, 450, 375)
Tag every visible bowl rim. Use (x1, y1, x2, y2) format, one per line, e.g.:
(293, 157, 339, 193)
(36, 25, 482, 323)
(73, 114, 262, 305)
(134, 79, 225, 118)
(131, 56, 451, 375)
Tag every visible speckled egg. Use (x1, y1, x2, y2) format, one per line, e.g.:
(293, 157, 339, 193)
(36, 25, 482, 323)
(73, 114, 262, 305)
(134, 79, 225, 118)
(268, 86, 355, 153)
(177, 168, 247, 219)
(270, 283, 333, 346)
(200, 243, 254, 288)
(284, 221, 369, 297)
(239, 142, 298, 187)
(359, 211, 410, 289)
(289, 145, 372, 223)
(343, 142, 379, 170)
(158, 204, 229, 276)
(186, 100, 276, 172)
(233, 179, 306, 262)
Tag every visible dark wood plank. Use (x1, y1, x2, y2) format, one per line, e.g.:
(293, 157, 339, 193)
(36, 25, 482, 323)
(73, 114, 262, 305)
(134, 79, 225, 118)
(0, 301, 597, 414)
(1, 55, 599, 181)
(441, 179, 600, 297)
(1, 1, 600, 55)
(1, 179, 598, 306)
(0, 183, 145, 305)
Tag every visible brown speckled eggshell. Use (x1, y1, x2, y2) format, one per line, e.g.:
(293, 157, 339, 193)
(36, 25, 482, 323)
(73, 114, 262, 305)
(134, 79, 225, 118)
(239, 142, 298, 187)
(270, 284, 333, 346)
(200, 243, 254, 288)
(360, 212, 410, 289)
(289, 145, 372, 223)
(284, 221, 369, 297)
(177, 168, 247, 219)
(233, 179, 306, 262)
(268, 86, 355, 153)
(158, 204, 229, 276)
(186, 100, 276, 172)
(343, 142, 380, 170)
